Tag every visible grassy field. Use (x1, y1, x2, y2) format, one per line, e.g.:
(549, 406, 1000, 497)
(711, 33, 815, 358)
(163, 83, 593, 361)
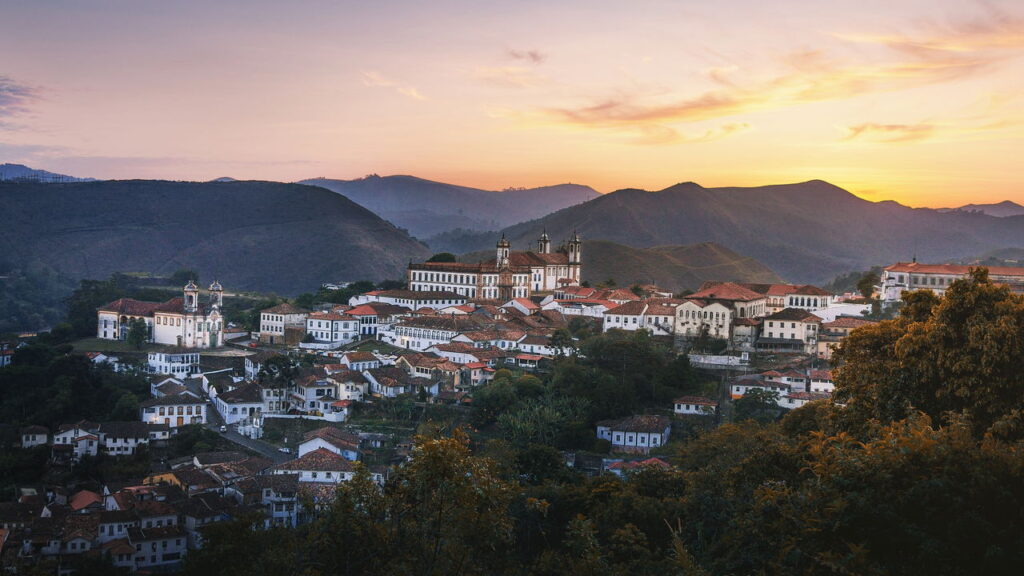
(70, 337, 162, 354)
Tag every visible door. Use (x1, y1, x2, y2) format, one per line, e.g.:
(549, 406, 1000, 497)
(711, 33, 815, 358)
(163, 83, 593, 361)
(176, 416, 184, 427)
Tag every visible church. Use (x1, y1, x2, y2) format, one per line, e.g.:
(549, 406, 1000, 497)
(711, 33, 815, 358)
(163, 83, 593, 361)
(407, 232, 582, 301)
(97, 281, 226, 349)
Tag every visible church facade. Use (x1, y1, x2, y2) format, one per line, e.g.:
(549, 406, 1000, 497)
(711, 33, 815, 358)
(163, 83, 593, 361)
(97, 281, 226, 349)
(407, 232, 582, 301)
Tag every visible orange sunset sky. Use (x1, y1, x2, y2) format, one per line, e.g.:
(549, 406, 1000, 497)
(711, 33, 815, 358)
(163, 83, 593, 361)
(1, 0, 1022, 207)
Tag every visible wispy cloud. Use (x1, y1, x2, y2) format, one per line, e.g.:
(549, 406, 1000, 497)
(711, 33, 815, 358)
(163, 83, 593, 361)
(0, 75, 40, 130)
(843, 123, 935, 143)
(473, 66, 547, 88)
(530, 8, 1024, 144)
(508, 49, 547, 64)
(361, 71, 425, 100)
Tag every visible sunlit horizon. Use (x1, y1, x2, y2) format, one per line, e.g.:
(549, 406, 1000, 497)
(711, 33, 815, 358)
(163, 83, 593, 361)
(2, 0, 1022, 208)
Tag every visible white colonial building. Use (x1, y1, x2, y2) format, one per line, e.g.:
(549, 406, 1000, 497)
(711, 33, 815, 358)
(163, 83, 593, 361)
(879, 261, 1024, 306)
(407, 232, 582, 300)
(97, 281, 226, 349)
(596, 415, 672, 455)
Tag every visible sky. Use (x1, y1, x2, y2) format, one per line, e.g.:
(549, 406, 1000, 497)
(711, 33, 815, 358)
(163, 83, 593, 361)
(1, 0, 1022, 207)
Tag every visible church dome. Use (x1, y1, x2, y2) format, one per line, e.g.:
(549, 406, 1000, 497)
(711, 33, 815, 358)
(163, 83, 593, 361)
(184, 280, 199, 291)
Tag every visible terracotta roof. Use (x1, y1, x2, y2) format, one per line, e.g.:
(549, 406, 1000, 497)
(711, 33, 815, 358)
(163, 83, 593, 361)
(342, 351, 377, 363)
(809, 369, 833, 380)
(273, 448, 355, 473)
(885, 262, 1024, 277)
(507, 297, 540, 310)
(606, 301, 648, 316)
(607, 457, 670, 471)
(607, 415, 671, 434)
(96, 297, 164, 316)
(376, 289, 466, 300)
(824, 316, 877, 329)
(218, 383, 262, 403)
(308, 311, 355, 321)
(688, 282, 764, 302)
(98, 421, 151, 439)
(674, 396, 717, 406)
(262, 302, 310, 315)
(786, 392, 831, 401)
(140, 393, 203, 407)
(765, 308, 822, 322)
(69, 490, 102, 511)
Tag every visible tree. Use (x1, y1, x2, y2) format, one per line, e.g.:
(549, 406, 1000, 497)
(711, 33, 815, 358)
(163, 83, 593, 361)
(426, 252, 457, 263)
(857, 271, 880, 299)
(833, 268, 1024, 439)
(126, 318, 149, 349)
(170, 269, 199, 286)
(733, 388, 780, 423)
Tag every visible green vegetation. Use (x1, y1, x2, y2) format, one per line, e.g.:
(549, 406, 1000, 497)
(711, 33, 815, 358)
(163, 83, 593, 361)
(0, 259, 78, 332)
(0, 344, 148, 429)
(181, 269, 1024, 575)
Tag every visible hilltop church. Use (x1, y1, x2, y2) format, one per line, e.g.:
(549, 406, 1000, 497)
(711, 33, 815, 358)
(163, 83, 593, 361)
(407, 232, 582, 301)
(97, 281, 226, 349)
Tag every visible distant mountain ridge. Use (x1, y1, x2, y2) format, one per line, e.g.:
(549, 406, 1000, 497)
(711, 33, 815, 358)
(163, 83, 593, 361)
(939, 200, 1024, 218)
(470, 180, 1024, 285)
(0, 180, 430, 295)
(460, 240, 781, 292)
(0, 163, 95, 183)
(299, 175, 599, 238)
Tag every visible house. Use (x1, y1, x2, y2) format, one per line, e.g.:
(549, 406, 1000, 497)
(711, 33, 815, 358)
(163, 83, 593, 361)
(147, 350, 200, 376)
(878, 261, 1024, 307)
(808, 370, 836, 393)
(606, 457, 671, 477)
(781, 391, 831, 409)
(97, 281, 226, 348)
(98, 422, 152, 456)
(343, 302, 410, 337)
(364, 366, 431, 398)
(270, 448, 357, 484)
(338, 351, 380, 372)
(85, 351, 121, 370)
(762, 369, 808, 392)
(298, 427, 361, 461)
(596, 415, 672, 455)
(304, 311, 359, 347)
(225, 474, 299, 527)
(816, 316, 877, 359)
(126, 524, 188, 569)
(758, 308, 822, 354)
(673, 396, 718, 416)
(451, 328, 526, 350)
(603, 300, 680, 336)
(140, 393, 207, 428)
(258, 302, 311, 346)
(213, 383, 263, 425)
(0, 341, 13, 367)
(542, 298, 616, 318)
(382, 315, 481, 351)
(502, 297, 541, 316)
(53, 421, 101, 461)
(20, 425, 48, 449)
(324, 368, 368, 402)
(244, 349, 279, 381)
(407, 233, 582, 300)
(395, 353, 462, 389)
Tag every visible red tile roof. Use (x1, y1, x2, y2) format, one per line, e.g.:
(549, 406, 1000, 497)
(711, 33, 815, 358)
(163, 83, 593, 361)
(273, 448, 354, 473)
(688, 282, 765, 302)
(885, 262, 1024, 277)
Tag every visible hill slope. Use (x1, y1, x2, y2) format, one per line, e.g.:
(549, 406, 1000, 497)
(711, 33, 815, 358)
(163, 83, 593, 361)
(299, 175, 599, 238)
(461, 240, 781, 292)
(0, 163, 95, 183)
(486, 180, 1024, 285)
(0, 180, 430, 295)
(941, 200, 1024, 218)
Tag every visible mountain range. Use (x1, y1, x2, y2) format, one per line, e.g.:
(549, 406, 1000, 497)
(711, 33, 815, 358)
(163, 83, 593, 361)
(461, 240, 781, 293)
(0, 163, 95, 183)
(299, 175, 598, 239)
(0, 180, 430, 295)
(466, 180, 1024, 285)
(939, 200, 1024, 218)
